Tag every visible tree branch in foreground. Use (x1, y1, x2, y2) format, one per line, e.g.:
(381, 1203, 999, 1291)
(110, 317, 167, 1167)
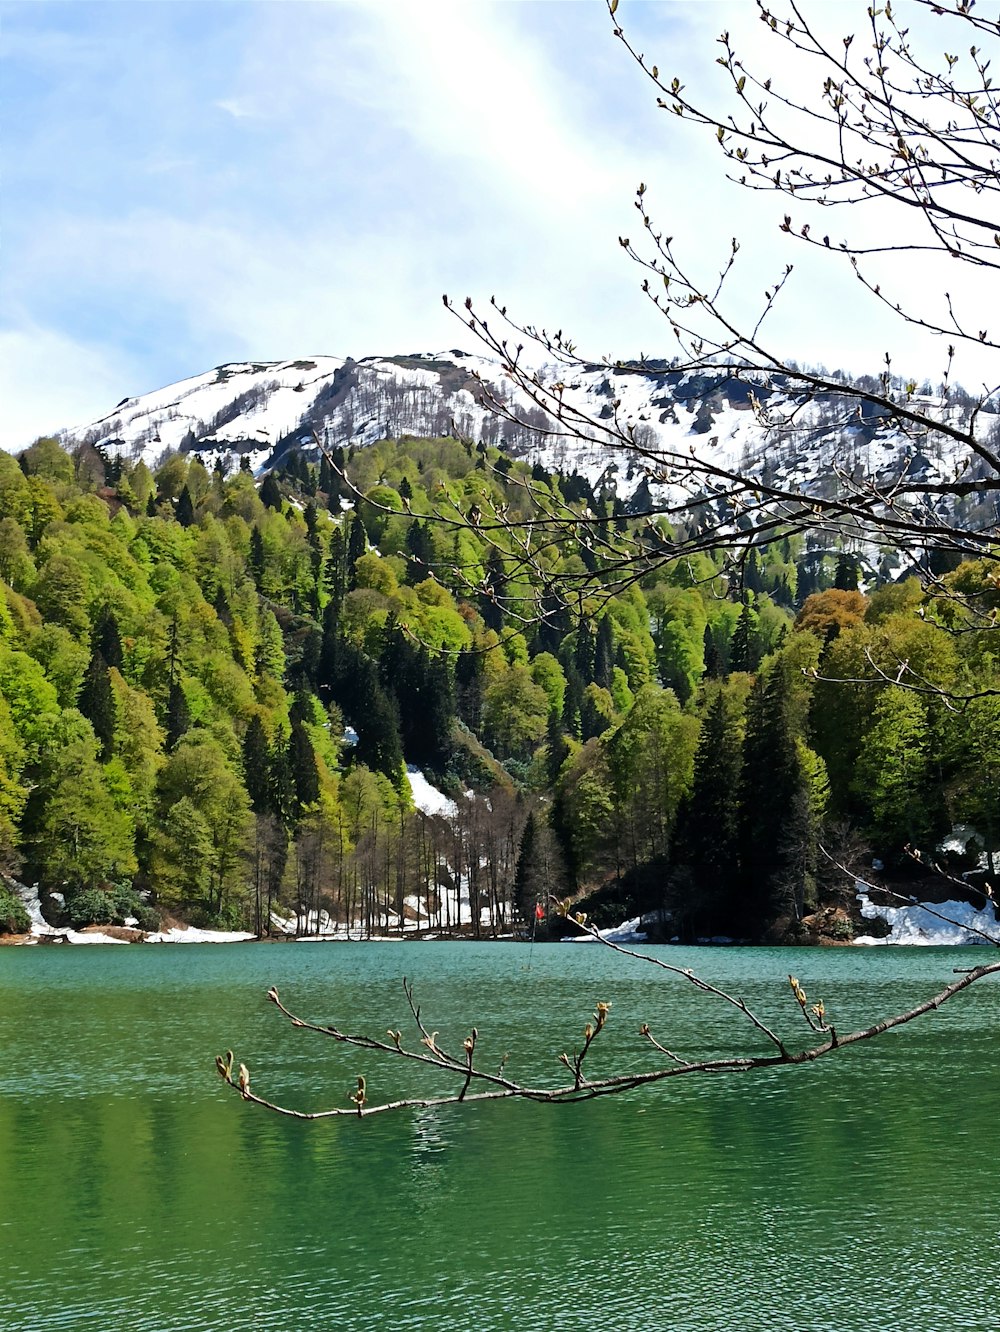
(216, 921, 1000, 1120)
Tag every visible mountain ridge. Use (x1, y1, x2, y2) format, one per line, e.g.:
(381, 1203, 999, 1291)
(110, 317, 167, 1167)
(60, 348, 994, 519)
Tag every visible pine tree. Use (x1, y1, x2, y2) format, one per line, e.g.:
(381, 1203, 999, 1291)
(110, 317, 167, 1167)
(402, 649, 454, 769)
(260, 472, 283, 511)
(242, 715, 271, 814)
(268, 737, 296, 826)
(405, 519, 433, 585)
(594, 616, 615, 690)
(796, 561, 816, 606)
(78, 650, 116, 761)
(355, 687, 404, 785)
(739, 659, 807, 933)
(561, 661, 584, 739)
(92, 605, 123, 671)
(834, 552, 860, 591)
(545, 709, 570, 785)
(675, 691, 743, 935)
(478, 551, 507, 632)
(248, 527, 265, 587)
(318, 453, 334, 496)
(744, 549, 764, 594)
(318, 600, 341, 691)
(455, 648, 484, 730)
(325, 527, 346, 612)
(703, 623, 723, 678)
(574, 620, 596, 684)
(347, 512, 368, 588)
(213, 586, 231, 627)
(290, 717, 320, 812)
(304, 501, 319, 547)
(175, 484, 196, 528)
(165, 681, 191, 752)
(729, 600, 759, 674)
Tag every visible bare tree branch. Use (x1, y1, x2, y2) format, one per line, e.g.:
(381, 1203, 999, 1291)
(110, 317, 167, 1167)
(216, 918, 1000, 1118)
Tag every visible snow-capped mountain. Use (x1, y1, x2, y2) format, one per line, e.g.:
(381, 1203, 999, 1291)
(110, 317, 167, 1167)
(62, 349, 993, 516)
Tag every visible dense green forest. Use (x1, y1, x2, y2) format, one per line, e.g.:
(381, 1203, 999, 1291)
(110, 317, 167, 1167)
(0, 432, 996, 942)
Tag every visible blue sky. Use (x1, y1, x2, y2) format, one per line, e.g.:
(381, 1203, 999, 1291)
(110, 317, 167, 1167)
(1, 0, 982, 451)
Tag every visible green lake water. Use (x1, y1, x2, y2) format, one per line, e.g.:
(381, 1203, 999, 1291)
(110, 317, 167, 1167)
(1, 941, 998, 1332)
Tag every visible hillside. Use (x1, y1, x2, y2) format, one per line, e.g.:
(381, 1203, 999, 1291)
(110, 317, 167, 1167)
(0, 423, 997, 945)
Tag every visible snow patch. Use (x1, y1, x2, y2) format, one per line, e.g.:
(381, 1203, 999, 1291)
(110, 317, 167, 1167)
(406, 767, 457, 818)
(62, 930, 130, 945)
(855, 891, 1000, 946)
(599, 916, 648, 943)
(564, 915, 649, 944)
(143, 926, 256, 944)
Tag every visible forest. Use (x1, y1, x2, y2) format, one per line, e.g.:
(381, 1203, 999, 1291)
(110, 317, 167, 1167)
(0, 428, 996, 944)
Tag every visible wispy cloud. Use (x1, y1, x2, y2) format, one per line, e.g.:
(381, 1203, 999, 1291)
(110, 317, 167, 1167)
(0, 324, 142, 450)
(2, 0, 979, 450)
(214, 97, 268, 121)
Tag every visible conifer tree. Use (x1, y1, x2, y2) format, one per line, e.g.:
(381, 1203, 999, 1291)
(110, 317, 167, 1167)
(92, 605, 123, 671)
(478, 551, 507, 632)
(165, 681, 191, 752)
(325, 527, 346, 612)
(729, 600, 759, 674)
(703, 623, 723, 679)
(834, 552, 860, 592)
(248, 527, 265, 588)
(405, 519, 433, 585)
(290, 716, 320, 812)
(213, 586, 231, 627)
(268, 736, 296, 826)
(347, 512, 368, 588)
(574, 620, 596, 684)
(242, 715, 271, 814)
(403, 650, 454, 770)
(318, 453, 334, 497)
(304, 501, 319, 547)
(175, 484, 196, 528)
(545, 709, 570, 785)
(455, 647, 484, 731)
(355, 687, 404, 785)
(318, 601, 341, 691)
(739, 659, 807, 932)
(675, 690, 743, 935)
(260, 472, 283, 511)
(78, 649, 115, 761)
(594, 616, 615, 691)
(744, 550, 764, 595)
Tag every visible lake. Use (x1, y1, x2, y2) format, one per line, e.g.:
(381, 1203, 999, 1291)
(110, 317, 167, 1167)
(1, 941, 998, 1332)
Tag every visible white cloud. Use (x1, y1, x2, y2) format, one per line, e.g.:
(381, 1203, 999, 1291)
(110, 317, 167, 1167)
(0, 325, 141, 452)
(5, 0, 997, 448)
(214, 97, 267, 121)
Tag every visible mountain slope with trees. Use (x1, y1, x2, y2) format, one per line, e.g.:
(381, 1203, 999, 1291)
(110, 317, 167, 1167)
(0, 426, 996, 942)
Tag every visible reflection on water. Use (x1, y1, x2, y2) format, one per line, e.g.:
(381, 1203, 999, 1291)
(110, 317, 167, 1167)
(1, 942, 998, 1331)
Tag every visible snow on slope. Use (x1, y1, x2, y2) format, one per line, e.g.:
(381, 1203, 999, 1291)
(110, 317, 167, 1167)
(406, 767, 457, 818)
(855, 891, 1000, 945)
(61, 348, 989, 519)
(68, 356, 347, 461)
